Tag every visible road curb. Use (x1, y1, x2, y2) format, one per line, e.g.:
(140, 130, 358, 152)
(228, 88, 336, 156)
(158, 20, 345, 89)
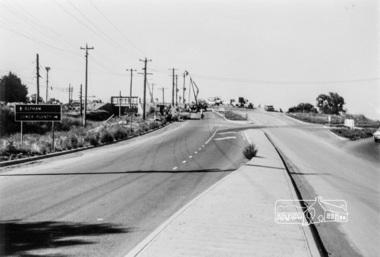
(0, 122, 174, 168)
(264, 132, 328, 257)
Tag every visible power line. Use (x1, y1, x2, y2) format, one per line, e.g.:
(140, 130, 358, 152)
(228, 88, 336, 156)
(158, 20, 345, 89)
(0, 23, 82, 57)
(88, 0, 146, 57)
(191, 73, 380, 85)
(5, 0, 78, 48)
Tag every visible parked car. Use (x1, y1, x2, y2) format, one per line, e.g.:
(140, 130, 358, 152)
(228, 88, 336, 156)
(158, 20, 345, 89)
(373, 128, 380, 143)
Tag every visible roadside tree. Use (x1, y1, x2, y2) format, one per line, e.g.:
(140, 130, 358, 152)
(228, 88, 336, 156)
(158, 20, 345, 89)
(316, 92, 345, 115)
(30, 94, 44, 103)
(0, 72, 28, 102)
(288, 103, 317, 113)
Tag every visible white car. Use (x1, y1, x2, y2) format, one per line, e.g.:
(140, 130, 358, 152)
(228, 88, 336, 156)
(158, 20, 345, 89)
(373, 128, 380, 143)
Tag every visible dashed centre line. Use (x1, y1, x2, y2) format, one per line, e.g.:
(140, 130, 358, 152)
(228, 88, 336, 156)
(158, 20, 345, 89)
(182, 160, 187, 164)
(189, 156, 192, 158)
(195, 151, 198, 154)
(173, 167, 178, 170)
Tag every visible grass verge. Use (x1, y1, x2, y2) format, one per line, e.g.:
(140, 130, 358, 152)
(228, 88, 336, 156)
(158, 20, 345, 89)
(225, 111, 247, 121)
(330, 128, 376, 140)
(0, 115, 167, 162)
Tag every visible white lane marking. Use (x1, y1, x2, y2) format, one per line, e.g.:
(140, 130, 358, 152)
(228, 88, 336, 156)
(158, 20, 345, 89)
(205, 130, 218, 145)
(195, 151, 198, 154)
(97, 218, 104, 221)
(213, 136, 237, 141)
(173, 167, 178, 170)
(202, 145, 205, 147)
(243, 131, 252, 144)
(182, 160, 186, 164)
(189, 156, 192, 158)
(218, 131, 236, 135)
(199, 148, 202, 151)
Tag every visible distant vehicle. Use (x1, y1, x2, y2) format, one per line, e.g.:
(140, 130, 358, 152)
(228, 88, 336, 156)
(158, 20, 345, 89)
(373, 128, 380, 143)
(206, 97, 223, 106)
(231, 97, 251, 108)
(264, 104, 274, 111)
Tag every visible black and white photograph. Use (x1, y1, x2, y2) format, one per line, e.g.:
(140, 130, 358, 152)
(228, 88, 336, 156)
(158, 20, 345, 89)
(0, 0, 379, 256)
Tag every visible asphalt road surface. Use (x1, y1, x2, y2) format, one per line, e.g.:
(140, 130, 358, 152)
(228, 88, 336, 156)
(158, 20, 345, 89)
(0, 112, 246, 257)
(239, 109, 379, 257)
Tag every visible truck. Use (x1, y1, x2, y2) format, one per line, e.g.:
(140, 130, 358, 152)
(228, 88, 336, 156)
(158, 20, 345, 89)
(264, 104, 274, 111)
(231, 97, 252, 108)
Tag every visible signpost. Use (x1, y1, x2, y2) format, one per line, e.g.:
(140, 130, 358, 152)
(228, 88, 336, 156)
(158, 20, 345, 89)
(15, 104, 62, 151)
(15, 104, 62, 122)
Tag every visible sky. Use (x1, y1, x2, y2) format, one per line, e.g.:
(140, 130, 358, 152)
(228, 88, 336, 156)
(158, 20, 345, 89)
(1, 0, 379, 119)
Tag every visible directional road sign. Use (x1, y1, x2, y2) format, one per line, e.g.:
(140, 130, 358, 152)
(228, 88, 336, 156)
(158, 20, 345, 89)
(15, 104, 62, 122)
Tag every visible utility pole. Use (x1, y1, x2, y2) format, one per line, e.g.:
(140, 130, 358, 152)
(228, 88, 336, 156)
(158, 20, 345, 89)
(36, 54, 40, 104)
(80, 84, 83, 117)
(169, 68, 178, 106)
(183, 71, 188, 104)
(80, 43, 94, 127)
(119, 90, 122, 117)
(175, 75, 178, 106)
(158, 87, 168, 104)
(139, 58, 152, 120)
(68, 84, 72, 105)
(45, 67, 50, 103)
(126, 69, 137, 127)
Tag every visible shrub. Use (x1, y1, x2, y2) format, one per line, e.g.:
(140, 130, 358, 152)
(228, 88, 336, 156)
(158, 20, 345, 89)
(243, 143, 258, 160)
(85, 131, 100, 146)
(149, 122, 159, 130)
(139, 123, 149, 132)
(99, 129, 114, 143)
(67, 132, 79, 149)
(111, 126, 128, 140)
(331, 128, 376, 140)
(55, 117, 82, 131)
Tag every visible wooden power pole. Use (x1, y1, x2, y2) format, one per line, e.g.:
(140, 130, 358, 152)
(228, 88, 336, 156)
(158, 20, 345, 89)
(80, 44, 94, 126)
(139, 58, 152, 120)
